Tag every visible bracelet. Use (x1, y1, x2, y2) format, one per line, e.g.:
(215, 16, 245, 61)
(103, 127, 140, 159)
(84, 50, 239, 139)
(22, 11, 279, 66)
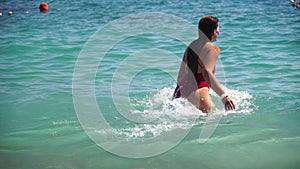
(220, 93, 228, 101)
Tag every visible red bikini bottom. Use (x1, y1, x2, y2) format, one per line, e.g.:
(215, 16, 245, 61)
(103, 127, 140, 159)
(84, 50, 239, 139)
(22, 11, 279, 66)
(173, 73, 209, 98)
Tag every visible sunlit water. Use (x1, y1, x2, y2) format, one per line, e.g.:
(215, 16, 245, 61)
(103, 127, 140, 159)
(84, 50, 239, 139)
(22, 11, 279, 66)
(1, 0, 299, 168)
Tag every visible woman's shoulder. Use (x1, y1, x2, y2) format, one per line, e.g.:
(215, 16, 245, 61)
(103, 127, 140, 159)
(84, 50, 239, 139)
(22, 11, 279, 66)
(206, 42, 220, 55)
(213, 45, 220, 54)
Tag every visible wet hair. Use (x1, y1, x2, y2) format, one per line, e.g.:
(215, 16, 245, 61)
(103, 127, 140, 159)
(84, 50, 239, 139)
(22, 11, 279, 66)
(187, 47, 198, 85)
(198, 16, 219, 41)
(184, 47, 199, 94)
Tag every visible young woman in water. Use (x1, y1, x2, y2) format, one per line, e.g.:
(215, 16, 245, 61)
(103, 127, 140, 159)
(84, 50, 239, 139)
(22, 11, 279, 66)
(173, 16, 235, 113)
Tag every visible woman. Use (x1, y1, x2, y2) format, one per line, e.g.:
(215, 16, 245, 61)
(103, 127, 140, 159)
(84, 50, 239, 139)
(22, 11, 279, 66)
(173, 16, 235, 113)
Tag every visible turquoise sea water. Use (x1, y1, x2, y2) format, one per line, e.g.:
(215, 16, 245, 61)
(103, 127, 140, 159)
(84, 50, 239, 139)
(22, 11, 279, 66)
(1, 0, 300, 168)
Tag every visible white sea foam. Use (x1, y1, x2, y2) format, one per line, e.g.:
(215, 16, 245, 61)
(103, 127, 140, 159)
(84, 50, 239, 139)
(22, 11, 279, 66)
(216, 87, 259, 115)
(115, 87, 257, 139)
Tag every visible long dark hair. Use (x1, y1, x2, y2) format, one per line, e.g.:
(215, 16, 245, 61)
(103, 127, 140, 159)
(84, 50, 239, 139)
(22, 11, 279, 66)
(184, 47, 199, 95)
(198, 16, 219, 41)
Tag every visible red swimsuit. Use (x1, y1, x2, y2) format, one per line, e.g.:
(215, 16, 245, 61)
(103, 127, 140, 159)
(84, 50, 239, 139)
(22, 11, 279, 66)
(173, 45, 219, 98)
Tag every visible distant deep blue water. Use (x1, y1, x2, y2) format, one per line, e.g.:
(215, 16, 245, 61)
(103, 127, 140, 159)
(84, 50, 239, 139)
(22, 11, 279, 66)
(1, 0, 300, 168)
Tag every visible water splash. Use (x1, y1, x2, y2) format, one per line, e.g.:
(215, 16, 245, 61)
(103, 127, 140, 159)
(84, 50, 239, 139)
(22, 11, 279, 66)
(217, 87, 259, 115)
(115, 87, 257, 139)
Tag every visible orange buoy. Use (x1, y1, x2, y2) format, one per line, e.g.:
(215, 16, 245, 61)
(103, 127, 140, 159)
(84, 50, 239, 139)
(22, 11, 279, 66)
(39, 2, 49, 12)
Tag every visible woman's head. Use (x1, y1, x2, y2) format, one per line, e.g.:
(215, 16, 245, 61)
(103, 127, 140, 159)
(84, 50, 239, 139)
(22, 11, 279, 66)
(198, 16, 219, 41)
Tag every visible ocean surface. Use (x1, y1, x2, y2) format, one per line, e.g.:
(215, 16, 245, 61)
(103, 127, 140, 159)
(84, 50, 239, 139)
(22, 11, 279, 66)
(1, 0, 300, 168)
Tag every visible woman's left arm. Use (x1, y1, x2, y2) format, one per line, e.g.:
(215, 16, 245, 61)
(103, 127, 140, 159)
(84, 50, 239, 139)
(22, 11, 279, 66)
(201, 45, 235, 110)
